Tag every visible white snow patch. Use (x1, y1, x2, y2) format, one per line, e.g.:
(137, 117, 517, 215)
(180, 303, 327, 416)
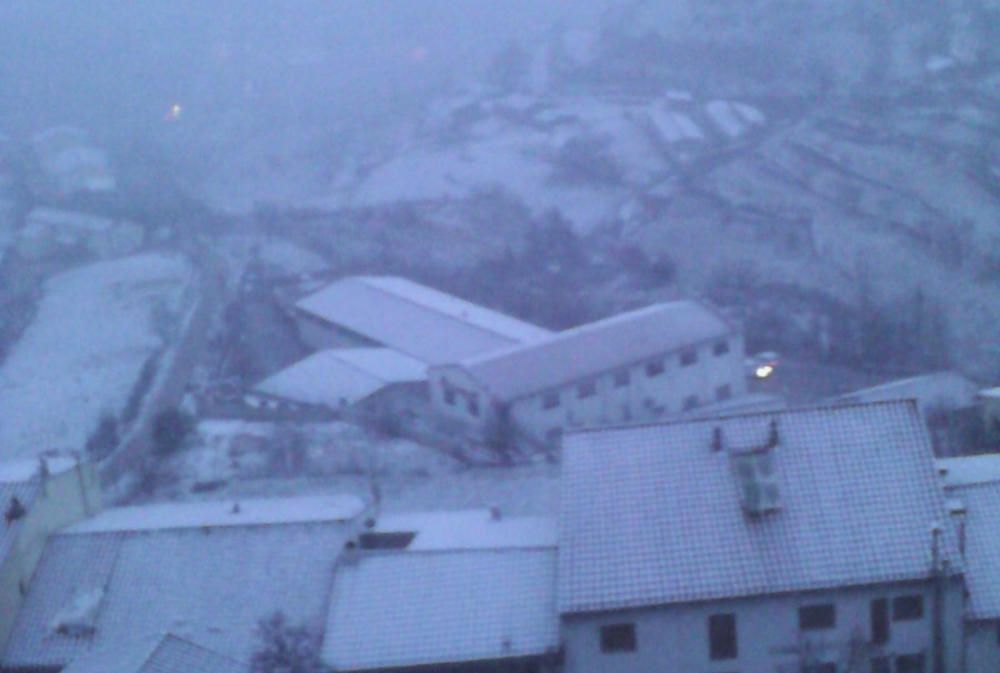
(0, 254, 192, 460)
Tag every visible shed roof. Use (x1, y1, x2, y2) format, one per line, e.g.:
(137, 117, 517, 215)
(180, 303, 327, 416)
(448, 300, 732, 401)
(295, 276, 551, 365)
(253, 348, 426, 408)
(3, 496, 361, 668)
(558, 400, 960, 614)
(59, 634, 247, 673)
(322, 511, 558, 671)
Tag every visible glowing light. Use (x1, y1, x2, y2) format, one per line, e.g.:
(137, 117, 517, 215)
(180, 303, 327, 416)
(755, 364, 775, 379)
(166, 104, 183, 121)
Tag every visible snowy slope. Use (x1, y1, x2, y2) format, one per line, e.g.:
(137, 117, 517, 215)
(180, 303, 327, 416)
(0, 254, 193, 460)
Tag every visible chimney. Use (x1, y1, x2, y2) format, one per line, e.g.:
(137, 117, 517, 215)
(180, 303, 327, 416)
(711, 427, 724, 452)
(490, 505, 502, 521)
(766, 419, 779, 448)
(230, 502, 241, 514)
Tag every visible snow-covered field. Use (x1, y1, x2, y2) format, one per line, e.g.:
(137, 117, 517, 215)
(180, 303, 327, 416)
(0, 253, 193, 460)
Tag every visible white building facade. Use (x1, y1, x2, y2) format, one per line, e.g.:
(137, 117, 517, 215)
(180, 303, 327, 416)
(430, 301, 745, 445)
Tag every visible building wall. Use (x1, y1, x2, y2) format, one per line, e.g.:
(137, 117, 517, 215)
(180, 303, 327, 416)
(430, 333, 746, 445)
(294, 311, 381, 352)
(965, 619, 1000, 673)
(0, 462, 102, 652)
(562, 579, 964, 673)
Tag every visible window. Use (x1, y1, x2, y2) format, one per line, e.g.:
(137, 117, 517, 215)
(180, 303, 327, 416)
(708, 613, 737, 660)
(871, 598, 889, 645)
(578, 379, 596, 399)
(542, 392, 560, 410)
(713, 339, 730, 356)
(871, 656, 891, 673)
(600, 623, 636, 653)
(467, 394, 480, 417)
(716, 384, 732, 402)
(645, 359, 665, 377)
(799, 604, 836, 630)
(613, 369, 630, 387)
(683, 395, 699, 411)
(680, 347, 698, 366)
(895, 653, 925, 673)
(892, 596, 923, 621)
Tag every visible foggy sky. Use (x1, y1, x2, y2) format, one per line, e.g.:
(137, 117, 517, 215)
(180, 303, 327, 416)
(0, 2, 610, 140)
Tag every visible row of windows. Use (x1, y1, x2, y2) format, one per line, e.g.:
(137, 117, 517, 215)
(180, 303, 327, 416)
(542, 339, 733, 409)
(599, 595, 925, 661)
(543, 384, 732, 412)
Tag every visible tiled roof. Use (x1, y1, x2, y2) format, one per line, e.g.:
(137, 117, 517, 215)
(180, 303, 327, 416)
(322, 545, 558, 670)
(450, 301, 732, 401)
(558, 400, 961, 615)
(60, 634, 247, 673)
(948, 480, 1000, 619)
(254, 348, 426, 408)
(3, 503, 356, 668)
(295, 276, 551, 365)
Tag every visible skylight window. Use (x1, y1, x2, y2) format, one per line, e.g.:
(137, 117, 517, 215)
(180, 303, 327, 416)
(731, 448, 781, 516)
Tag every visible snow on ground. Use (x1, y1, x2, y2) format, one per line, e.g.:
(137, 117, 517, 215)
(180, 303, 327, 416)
(149, 419, 559, 516)
(0, 253, 192, 460)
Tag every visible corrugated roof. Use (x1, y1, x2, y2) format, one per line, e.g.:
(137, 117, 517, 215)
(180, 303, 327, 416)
(253, 348, 426, 408)
(322, 549, 558, 671)
(295, 276, 551, 365)
(558, 400, 960, 615)
(451, 300, 732, 401)
(59, 634, 248, 673)
(3, 516, 354, 668)
(950, 481, 1000, 619)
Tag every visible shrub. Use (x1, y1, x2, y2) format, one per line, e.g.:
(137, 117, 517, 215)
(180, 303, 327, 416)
(151, 407, 194, 457)
(251, 612, 325, 673)
(85, 414, 120, 460)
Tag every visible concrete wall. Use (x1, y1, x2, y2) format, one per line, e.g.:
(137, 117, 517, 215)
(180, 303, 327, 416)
(294, 311, 380, 352)
(0, 462, 102, 652)
(562, 579, 964, 673)
(430, 333, 746, 445)
(965, 620, 1000, 673)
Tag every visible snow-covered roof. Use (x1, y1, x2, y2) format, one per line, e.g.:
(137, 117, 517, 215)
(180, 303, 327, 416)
(449, 301, 733, 401)
(558, 400, 960, 615)
(295, 276, 551, 365)
(369, 510, 557, 551)
(947, 480, 1000, 619)
(59, 634, 248, 673)
(937, 454, 1000, 488)
(65, 494, 365, 534)
(322, 512, 558, 671)
(831, 371, 978, 411)
(253, 348, 426, 408)
(980, 387, 1000, 400)
(3, 497, 360, 668)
